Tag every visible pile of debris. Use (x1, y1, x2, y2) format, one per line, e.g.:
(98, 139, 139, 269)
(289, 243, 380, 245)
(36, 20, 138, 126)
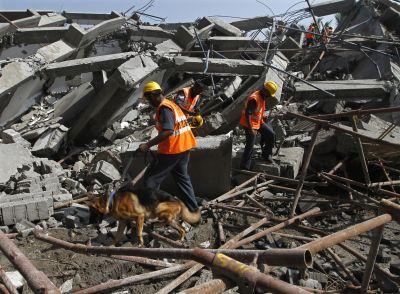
(1, 0, 400, 292)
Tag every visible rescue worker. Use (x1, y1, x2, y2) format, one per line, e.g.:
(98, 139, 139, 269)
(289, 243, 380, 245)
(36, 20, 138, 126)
(306, 23, 317, 47)
(174, 81, 204, 116)
(139, 81, 199, 212)
(239, 81, 278, 170)
(322, 26, 333, 44)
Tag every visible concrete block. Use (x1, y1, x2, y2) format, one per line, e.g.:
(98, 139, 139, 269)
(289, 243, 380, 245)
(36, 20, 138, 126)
(122, 109, 139, 122)
(308, 0, 356, 16)
(198, 17, 243, 36)
(0, 143, 33, 184)
(31, 125, 68, 157)
(60, 278, 73, 294)
(35, 40, 75, 63)
(231, 16, 273, 31)
(254, 161, 281, 175)
(14, 219, 36, 237)
(121, 133, 233, 198)
(294, 79, 391, 101)
(194, 112, 227, 137)
(90, 160, 121, 183)
(172, 56, 265, 76)
(277, 147, 304, 179)
(5, 271, 26, 289)
(14, 27, 68, 44)
(0, 129, 31, 148)
(0, 192, 53, 225)
(52, 193, 73, 203)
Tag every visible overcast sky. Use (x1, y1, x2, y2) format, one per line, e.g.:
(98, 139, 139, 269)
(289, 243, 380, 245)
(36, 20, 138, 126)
(0, 0, 333, 24)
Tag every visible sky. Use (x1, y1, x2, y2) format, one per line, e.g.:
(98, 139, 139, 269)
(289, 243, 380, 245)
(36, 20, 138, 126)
(0, 0, 332, 24)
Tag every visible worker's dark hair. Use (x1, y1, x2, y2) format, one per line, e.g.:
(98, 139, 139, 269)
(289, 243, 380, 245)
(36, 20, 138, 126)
(193, 81, 205, 90)
(144, 89, 162, 98)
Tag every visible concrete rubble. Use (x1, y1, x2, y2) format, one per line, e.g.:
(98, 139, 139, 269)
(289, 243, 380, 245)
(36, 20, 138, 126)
(0, 1, 400, 293)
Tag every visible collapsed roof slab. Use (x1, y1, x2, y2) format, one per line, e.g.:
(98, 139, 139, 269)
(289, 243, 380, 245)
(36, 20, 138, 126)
(43, 52, 136, 78)
(230, 16, 273, 31)
(62, 11, 115, 25)
(207, 36, 264, 50)
(130, 25, 174, 43)
(37, 13, 67, 27)
(307, 0, 356, 17)
(198, 17, 243, 37)
(0, 9, 41, 37)
(14, 27, 68, 44)
(294, 80, 391, 100)
(70, 55, 159, 143)
(171, 56, 265, 76)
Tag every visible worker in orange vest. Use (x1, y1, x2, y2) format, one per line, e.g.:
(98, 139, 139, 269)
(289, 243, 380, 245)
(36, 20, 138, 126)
(239, 81, 278, 170)
(139, 81, 199, 212)
(306, 23, 317, 47)
(174, 81, 205, 115)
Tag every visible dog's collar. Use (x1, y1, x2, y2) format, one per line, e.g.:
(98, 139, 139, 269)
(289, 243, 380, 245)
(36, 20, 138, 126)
(107, 191, 116, 211)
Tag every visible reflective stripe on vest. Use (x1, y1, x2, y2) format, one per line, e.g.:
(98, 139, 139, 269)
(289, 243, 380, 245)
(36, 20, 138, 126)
(156, 99, 197, 154)
(239, 90, 266, 130)
(180, 87, 200, 112)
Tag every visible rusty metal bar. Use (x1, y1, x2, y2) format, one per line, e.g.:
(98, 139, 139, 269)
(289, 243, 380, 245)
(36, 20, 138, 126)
(54, 196, 89, 209)
(178, 279, 227, 294)
(326, 248, 360, 286)
(327, 157, 348, 175)
(192, 249, 311, 294)
(244, 193, 268, 210)
(234, 207, 320, 248)
(74, 261, 196, 294)
(312, 106, 400, 120)
(111, 255, 177, 268)
(157, 217, 269, 294)
(369, 179, 400, 188)
(351, 116, 371, 185)
(298, 214, 392, 254)
(290, 126, 320, 217)
(150, 232, 185, 248)
(210, 174, 260, 203)
(0, 265, 18, 294)
(274, 232, 400, 283)
(375, 159, 396, 192)
(0, 284, 10, 294)
(0, 231, 60, 294)
(361, 225, 384, 292)
(34, 229, 311, 268)
(217, 221, 226, 245)
(210, 203, 270, 219)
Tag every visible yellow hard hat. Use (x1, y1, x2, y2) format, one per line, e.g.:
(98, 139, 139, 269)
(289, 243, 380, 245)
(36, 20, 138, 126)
(143, 81, 162, 97)
(189, 115, 204, 128)
(264, 81, 278, 97)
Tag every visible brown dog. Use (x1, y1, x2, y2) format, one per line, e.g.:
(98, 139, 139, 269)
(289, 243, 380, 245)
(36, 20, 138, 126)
(88, 187, 201, 246)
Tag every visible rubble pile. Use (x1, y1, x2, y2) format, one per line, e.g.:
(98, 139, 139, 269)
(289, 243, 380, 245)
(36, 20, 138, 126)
(0, 0, 400, 293)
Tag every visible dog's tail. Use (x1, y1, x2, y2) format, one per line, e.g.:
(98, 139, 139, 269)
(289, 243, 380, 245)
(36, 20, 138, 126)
(180, 202, 201, 224)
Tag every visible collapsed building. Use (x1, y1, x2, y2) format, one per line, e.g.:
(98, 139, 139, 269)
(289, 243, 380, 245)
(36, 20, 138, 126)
(1, 0, 400, 292)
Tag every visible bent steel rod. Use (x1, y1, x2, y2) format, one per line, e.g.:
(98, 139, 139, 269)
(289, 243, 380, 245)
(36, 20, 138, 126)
(298, 214, 392, 254)
(312, 106, 400, 120)
(33, 230, 310, 268)
(0, 231, 60, 294)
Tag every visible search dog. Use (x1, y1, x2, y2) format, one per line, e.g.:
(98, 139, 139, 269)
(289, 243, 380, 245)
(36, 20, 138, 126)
(87, 187, 201, 246)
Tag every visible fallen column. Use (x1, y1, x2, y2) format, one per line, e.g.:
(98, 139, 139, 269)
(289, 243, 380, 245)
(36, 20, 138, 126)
(0, 9, 41, 37)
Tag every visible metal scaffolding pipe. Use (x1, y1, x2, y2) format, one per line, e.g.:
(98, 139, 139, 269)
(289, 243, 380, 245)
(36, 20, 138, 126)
(178, 279, 227, 294)
(0, 231, 60, 294)
(298, 214, 392, 254)
(33, 230, 311, 268)
(192, 249, 311, 294)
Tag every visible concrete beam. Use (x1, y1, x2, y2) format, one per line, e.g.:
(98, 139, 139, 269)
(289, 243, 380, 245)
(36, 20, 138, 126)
(294, 79, 391, 100)
(207, 36, 262, 50)
(171, 56, 265, 75)
(70, 54, 159, 143)
(121, 133, 233, 198)
(230, 16, 273, 31)
(130, 25, 174, 42)
(0, 9, 41, 37)
(198, 17, 243, 36)
(43, 52, 136, 78)
(14, 27, 68, 44)
(38, 13, 67, 27)
(308, 0, 356, 17)
(62, 11, 114, 25)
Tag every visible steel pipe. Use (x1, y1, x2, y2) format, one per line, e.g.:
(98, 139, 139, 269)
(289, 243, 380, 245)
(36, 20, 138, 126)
(178, 279, 227, 294)
(298, 214, 392, 254)
(0, 231, 60, 294)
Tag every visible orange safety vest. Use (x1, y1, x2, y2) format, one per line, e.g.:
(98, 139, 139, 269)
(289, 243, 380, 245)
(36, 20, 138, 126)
(306, 26, 315, 39)
(156, 99, 197, 154)
(240, 90, 266, 130)
(179, 87, 200, 112)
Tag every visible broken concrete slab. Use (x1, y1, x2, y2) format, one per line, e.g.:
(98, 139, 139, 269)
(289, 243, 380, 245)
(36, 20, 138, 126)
(308, 0, 356, 17)
(121, 133, 233, 198)
(276, 147, 304, 179)
(43, 52, 136, 78)
(14, 27, 68, 44)
(0, 129, 31, 148)
(170, 56, 265, 76)
(198, 17, 243, 36)
(31, 124, 68, 157)
(294, 79, 391, 100)
(0, 9, 41, 37)
(0, 143, 33, 184)
(207, 36, 262, 50)
(70, 54, 159, 143)
(90, 160, 121, 183)
(130, 25, 174, 43)
(279, 36, 301, 59)
(230, 16, 273, 31)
